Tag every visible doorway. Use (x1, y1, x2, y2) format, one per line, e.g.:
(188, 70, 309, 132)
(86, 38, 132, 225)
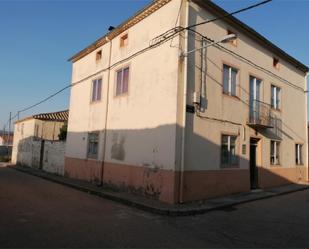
(250, 138, 259, 189)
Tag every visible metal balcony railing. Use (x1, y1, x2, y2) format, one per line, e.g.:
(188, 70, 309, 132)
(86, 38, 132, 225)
(248, 100, 274, 128)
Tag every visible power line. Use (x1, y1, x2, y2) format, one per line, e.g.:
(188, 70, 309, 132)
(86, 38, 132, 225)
(186, 28, 305, 92)
(187, 0, 272, 30)
(153, 0, 272, 44)
(4, 0, 275, 126)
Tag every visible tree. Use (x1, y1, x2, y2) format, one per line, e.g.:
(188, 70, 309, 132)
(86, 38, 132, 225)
(58, 123, 67, 141)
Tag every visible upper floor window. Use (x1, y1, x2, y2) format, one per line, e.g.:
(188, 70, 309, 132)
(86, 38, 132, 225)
(96, 50, 102, 61)
(223, 64, 238, 96)
(91, 78, 102, 102)
(227, 29, 237, 46)
(270, 140, 280, 165)
(221, 134, 238, 167)
(87, 132, 99, 159)
(116, 67, 129, 96)
(271, 85, 281, 110)
(273, 57, 280, 70)
(120, 34, 128, 47)
(295, 144, 303, 165)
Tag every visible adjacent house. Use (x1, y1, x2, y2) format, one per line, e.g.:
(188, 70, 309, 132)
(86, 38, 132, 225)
(65, 0, 308, 204)
(12, 110, 68, 175)
(0, 132, 13, 146)
(0, 132, 13, 159)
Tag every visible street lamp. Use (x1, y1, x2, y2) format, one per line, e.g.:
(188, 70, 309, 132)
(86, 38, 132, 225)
(180, 33, 237, 58)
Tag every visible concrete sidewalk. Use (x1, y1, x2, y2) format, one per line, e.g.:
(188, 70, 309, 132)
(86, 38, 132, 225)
(6, 163, 309, 216)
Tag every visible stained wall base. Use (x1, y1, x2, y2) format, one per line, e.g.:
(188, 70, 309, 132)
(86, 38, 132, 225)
(64, 157, 308, 204)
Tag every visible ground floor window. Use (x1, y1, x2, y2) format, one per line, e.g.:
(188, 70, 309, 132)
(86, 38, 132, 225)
(295, 144, 303, 165)
(87, 132, 99, 159)
(221, 134, 238, 167)
(270, 140, 280, 165)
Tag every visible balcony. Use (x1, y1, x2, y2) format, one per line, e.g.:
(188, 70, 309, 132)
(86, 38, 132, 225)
(247, 100, 274, 129)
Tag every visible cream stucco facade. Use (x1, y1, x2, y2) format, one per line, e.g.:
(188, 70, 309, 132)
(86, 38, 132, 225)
(65, 0, 308, 203)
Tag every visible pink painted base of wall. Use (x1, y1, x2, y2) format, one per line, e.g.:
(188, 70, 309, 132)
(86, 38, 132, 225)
(65, 157, 179, 203)
(103, 162, 179, 204)
(64, 157, 308, 204)
(258, 166, 308, 189)
(65, 157, 102, 183)
(183, 169, 250, 202)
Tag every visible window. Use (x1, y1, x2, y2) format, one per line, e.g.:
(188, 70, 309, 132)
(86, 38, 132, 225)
(227, 29, 237, 46)
(295, 144, 303, 165)
(120, 34, 128, 47)
(221, 135, 238, 167)
(91, 78, 102, 102)
(273, 57, 279, 70)
(223, 64, 238, 96)
(270, 140, 280, 165)
(271, 85, 281, 110)
(116, 67, 129, 96)
(96, 50, 102, 61)
(87, 132, 99, 159)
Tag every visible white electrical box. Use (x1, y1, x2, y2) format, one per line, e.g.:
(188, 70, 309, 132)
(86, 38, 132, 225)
(192, 91, 200, 104)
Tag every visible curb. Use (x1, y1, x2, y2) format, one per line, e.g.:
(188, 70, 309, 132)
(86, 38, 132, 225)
(8, 165, 309, 216)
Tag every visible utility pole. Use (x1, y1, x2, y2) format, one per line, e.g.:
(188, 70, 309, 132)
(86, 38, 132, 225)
(3, 125, 5, 147)
(8, 112, 11, 145)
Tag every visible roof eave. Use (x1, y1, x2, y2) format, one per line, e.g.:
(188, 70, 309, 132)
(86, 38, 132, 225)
(192, 0, 308, 73)
(68, 0, 172, 63)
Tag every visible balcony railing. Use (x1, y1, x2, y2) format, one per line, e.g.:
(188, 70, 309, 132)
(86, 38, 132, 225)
(248, 100, 273, 128)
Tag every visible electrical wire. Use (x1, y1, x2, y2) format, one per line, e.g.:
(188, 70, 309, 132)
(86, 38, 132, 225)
(186, 28, 305, 92)
(1, 0, 279, 127)
(156, 0, 272, 43)
(187, 0, 272, 30)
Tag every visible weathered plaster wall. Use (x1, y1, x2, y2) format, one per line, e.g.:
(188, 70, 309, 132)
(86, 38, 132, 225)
(12, 119, 36, 164)
(42, 141, 65, 175)
(66, 1, 182, 173)
(180, 1, 308, 201)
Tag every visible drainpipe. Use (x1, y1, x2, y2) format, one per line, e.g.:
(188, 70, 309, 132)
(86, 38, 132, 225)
(100, 36, 113, 186)
(305, 72, 309, 182)
(179, 0, 189, 203)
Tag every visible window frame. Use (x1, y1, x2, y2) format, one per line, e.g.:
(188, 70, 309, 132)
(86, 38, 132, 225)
(295, 143, 303, 165)
(270, 140, 280, 166)
(96, 50, 102, 62)
(91, 78, 102, 103)
(115, 66, 130, 97)
(227, 29, 238, 47)
(87, 132, 99, 160)
(222, 63, 239, 97)
(220, 134, 239, 168)
(273, 57, 280, 70)
(271, 84, 281, 111)
(120, 33, 128, 48)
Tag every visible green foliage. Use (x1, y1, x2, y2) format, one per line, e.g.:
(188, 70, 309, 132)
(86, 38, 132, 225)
(58, 123, 68, 141)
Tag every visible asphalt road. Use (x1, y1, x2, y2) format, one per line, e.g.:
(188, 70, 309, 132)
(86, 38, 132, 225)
(1, 166, 309, 248)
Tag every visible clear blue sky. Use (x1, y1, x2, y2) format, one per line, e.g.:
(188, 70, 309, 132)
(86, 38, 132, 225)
(0, 0, 308, 129)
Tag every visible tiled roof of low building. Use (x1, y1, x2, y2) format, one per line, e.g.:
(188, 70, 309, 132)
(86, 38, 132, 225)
(15, 110, 69, 124)
(33, 110, 69, 122)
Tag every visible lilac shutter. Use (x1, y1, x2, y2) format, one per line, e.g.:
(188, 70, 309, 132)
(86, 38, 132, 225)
(123, 68, 129, 94)
(223, 65, 229, 94)
(116, 70, 122, 96)
(92, 80, 97, 102)
(97, 79, 102, 100)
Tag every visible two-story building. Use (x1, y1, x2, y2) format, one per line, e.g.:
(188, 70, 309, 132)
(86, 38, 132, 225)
(65, 0, 308, 204)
